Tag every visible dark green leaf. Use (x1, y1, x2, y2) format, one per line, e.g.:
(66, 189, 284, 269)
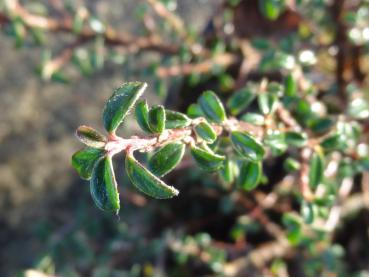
(284, 74, 297, 97)
(135, 100, 152, 133)
(190, 145, 225, 171)
(76, 125, 107, 148)
(90, 156, 120, 213)
(148, 105, 166, 133)
(227, 87, 256, 115)
(72, 147, 105, 180)
(238, 161, 262, 191)
(285, 131, 307, 148)
(320, 133, 343, 151)
(198, 90, 226, 123)
(194, 121, 217, 143)
(103, 82, 147, 133)
(125, 154, 179, 198)
(187, 103, 204, 118)
(258, 93, 278, 115)
(309, 118, 334, 134)
(148, 143, 185, 177)
(309, 151, 324, 189)
(165, 110, 191, 129)
(231, 131, 265, 162)
(267, 82, 283, 95)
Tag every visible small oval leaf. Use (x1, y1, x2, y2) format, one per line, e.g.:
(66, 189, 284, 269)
(220, 159, 236, 184)
(187, 103, 204, 118)
(238, 161, 262, 191)
(149, 143, 185, 177)
(284, 74, 297, 97)
(320, 133, 343, 151)
(135, 100, 152, 133)
(148, 105, 166, 133)
(241, 113, 265, 126)
(194, 121, 217, 143)
(165, 110, 191, 129)
(198, 90, 226, 123)
(90, 156, 120, 212)
(227, 87, 256, 115)
(258, 93, 278, 115)
(301, 201, 314, 224)
(285, 131, 307, 148)
(125, 154, 179, 198)
(103, 82, 147, 133)
(231, 131, 265, 162)
(76, 125, 107, 148)
(72, 147, 105, 180)
(309, 151, 324, 189)
(190, 145, 225, 171)
(259, 0, 283, 21)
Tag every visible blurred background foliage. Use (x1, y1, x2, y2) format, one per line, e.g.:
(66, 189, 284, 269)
(0, 0, 369, 276)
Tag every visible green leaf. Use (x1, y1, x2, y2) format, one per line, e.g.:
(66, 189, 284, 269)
(301, 201, 314, 224)
(284, 158, 301, 172)
(238, 161, 262, 191)
(90, 156, 120, 213)
(284, 74, 297, 97)
(103, 82, 147, 133)
(258, 93, 278, 115)
(190, 145, 225, 171)
(220, 159, 236, 184)
(72, 147, 105, 180)
(309, 118, 334, 134)
(198, 90, 226, 123)
(148, 143, 185, 177)
(125, 154, 179, 198)
(148, 105, 166, 133)
(135, 100, 152, 133)
(194, 121, 217, 143)
(165, 110, 191, 129)
(231, 131, 265, 162)
(264, 130, 287, 156)
(187, 103, 204, 118)
(241, 113, 265, 126)
(227, 87, 256, 115)
(259, 0, 284, 21)
(320, 133, 343, 151)
(285, 131, 307, 148)
(76, 125, 107, 148)
(282, 213, 302, 245)
(309, 151, 324, 189)
(12, 18, 26, 48)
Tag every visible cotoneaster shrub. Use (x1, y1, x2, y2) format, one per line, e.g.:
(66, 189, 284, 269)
(72, 80, 369, 238)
